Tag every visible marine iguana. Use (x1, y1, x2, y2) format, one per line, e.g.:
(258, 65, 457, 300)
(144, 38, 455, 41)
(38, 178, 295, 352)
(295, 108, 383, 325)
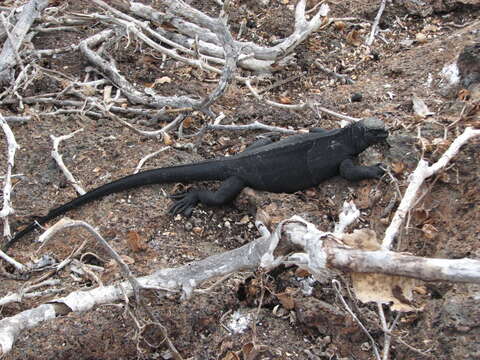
(4, 118, 388, 251)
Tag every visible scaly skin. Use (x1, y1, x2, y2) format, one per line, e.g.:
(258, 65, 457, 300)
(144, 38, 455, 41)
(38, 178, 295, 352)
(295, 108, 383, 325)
(4, 118, 388, 251)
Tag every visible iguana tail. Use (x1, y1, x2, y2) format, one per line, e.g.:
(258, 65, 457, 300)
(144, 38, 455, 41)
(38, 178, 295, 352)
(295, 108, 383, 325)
(4, 161, 228, 251)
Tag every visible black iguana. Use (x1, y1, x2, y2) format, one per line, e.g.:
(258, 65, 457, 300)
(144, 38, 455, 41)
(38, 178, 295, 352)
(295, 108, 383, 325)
(4, 118, 388, 251)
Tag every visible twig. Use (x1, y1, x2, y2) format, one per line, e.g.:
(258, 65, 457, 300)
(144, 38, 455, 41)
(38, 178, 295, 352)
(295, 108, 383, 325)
(1, 215, 480, 354)
(333, 280, 381, 360)
(382, 127, 480, 250)
(0, 0, 49, 84)
(207, 121, 297, 134)
(50, 128, 86, 196)
(0, 279, 62, 306)
(314, 60, 355, 84)
(0, 113, 19, 238)
(377, 303, 392, 360)
(246, 79, 361, 122)
(134, 147, 171, 174)
(366, 0, 387, 46)
(258, 74, 303, 94)
(2, 116, 30, 123)
(0, 249, 26, 273)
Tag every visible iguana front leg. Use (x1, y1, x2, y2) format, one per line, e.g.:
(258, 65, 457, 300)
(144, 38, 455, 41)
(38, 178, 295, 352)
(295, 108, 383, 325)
(339, 158, 384, 181)
(169, 176, 245, 216)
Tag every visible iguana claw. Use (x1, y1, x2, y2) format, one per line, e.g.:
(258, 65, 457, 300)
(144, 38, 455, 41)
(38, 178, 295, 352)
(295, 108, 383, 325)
(168, 191, 199, 216)
(372, 163, 386, 178)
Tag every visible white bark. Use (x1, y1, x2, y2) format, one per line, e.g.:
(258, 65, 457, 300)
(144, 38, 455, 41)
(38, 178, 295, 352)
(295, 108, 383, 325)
(1, 214, 479, 354)
(0, 0, 49, 83)
(382, 127, 480, 250)
(50, 129, 86, 196)
(0, 114, 19, 239)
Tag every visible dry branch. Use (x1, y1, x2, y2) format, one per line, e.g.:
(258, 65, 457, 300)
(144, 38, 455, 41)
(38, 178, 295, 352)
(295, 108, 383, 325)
(50, 129, 86, 196)
(1, 213, 479, 354)
(0, 114, 25, 272)
(82, 1, 238, 115)
(382, 127, 480, 250)
(0, 279, 62, 307)
(0, 0, 49, 84)
(366, 0, 387, 46)
(124, 0, 329, 72)
(0, 114, 19, 237)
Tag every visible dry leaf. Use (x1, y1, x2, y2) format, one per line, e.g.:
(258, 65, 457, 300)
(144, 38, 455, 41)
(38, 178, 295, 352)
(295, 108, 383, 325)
(339, 228, 380, 251)
(413, 207, 429, 225)
(458, 88, 470, 101)
(276, 292, 295, 310)
(242, 343, 254, 358)
(412, 95, 434, 118)
(155, 76, 172, 85)
(391, 161, 406, 176)
(351, 273, 417, 312)
(355, 185, 372, 210)
(127, 231, 147, 252)
(334, 21, 345, 31)
(221, 351, 240, 360)
(279, 96, 293, 104)
(163, 132, 173, 145)
(432, 137, 451, 153)
(295, 268, 311, 277)
(340, 229, 418, 311)
(121, 255, 135, 265)
(414, 285, 428, 295)
(415, 32, 428, 43)
(238, 215, 250, 225)
(346, 30, 362, 46)
(182, 116, 193, 128)
(422, 223, 438, 240)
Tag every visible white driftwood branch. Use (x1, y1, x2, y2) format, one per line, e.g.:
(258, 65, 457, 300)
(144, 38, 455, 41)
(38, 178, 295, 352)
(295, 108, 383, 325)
(2, 116, 30, 123)
(366, 0, 387, 46)
(0, 279, 62, 306)
(37, 218, 134, 283)
(126, 0, 328, 72)
(207, 121, 297, 134)
(81, 6, 237, 113)
(245, 79, 361, 122)
(1, 215, 479, 354)
(382, 127, 480, 250)
(50, 129, 86, 196)
(326, 248, 480, 284)
(0, 248, 26, 273)
(0, 0, 49, 83)
(0, 114, 19, 239)
(134, 147, 170, 174)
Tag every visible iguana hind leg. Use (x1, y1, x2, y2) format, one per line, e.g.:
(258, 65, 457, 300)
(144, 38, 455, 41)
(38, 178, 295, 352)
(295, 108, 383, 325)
(169, 176, 245, 216)
(339, 159, 385, 181)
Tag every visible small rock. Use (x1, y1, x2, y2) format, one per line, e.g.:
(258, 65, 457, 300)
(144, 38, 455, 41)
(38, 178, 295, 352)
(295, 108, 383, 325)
(184, 221, 193, 231)
(350, 93, 363, 102)
(457, 42, 480, 89)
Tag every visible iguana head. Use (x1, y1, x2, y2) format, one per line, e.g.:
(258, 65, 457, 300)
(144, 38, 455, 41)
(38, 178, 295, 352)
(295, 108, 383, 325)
(350, 117, 388, 152)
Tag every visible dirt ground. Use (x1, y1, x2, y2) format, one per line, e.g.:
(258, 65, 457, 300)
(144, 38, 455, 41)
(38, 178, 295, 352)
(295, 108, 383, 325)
(1, 0, 479, 359)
